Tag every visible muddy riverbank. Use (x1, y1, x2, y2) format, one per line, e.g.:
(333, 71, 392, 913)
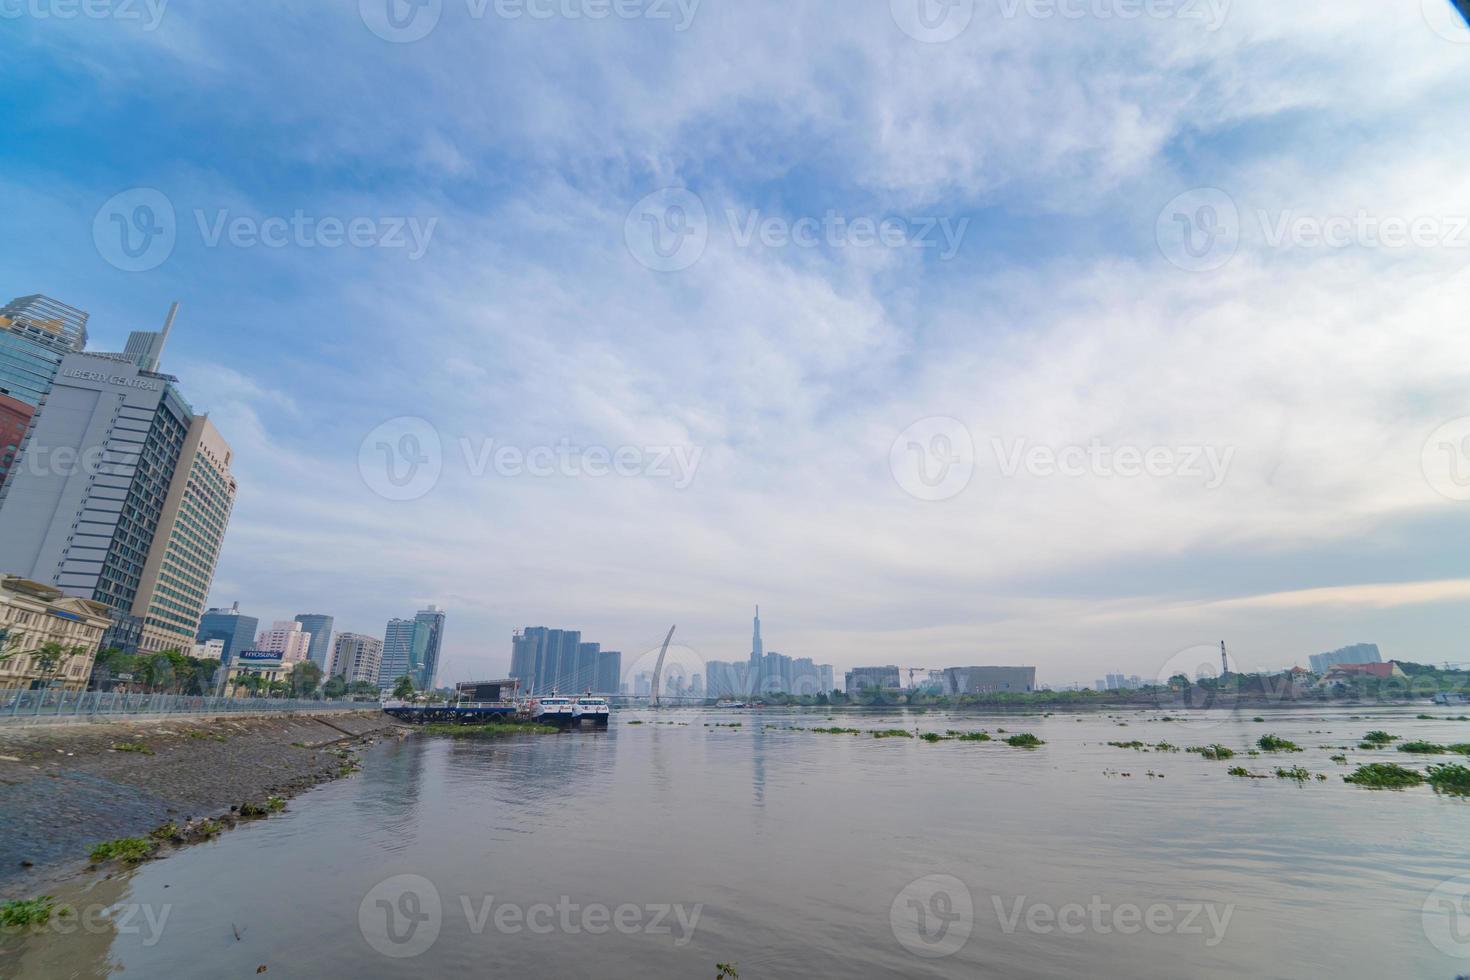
(0, 711, 403, 898)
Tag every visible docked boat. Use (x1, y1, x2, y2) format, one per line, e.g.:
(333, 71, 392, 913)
(573, 695, 610, 727)
(715, 699, 748, 709)
(1433, 692, 1470, 706)
(530, 696, 575, 725)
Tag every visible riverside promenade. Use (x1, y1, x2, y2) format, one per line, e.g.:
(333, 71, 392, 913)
(0, 688, 372, 727)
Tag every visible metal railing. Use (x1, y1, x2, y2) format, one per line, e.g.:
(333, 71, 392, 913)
(0, 687, 372, 723)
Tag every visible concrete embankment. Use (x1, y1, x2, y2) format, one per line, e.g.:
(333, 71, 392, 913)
(0, 710, 403, 897)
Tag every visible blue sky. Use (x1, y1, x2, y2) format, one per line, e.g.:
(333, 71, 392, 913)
(4, 1, 1469, 687)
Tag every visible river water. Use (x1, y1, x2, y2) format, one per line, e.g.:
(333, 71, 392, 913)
(6, 704, 1470, 979)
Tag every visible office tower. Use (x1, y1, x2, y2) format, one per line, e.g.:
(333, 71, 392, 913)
(595, 650, 622, 695)
(333, 632, 384, 685)
(411, 605, 445, 691)
(510, 626, 582, 695)
(197, 603, 258, 665)
(123, 302, 178, 373)
(380, 618, 416, 689)
(375, 607, 446, 690)
(0, 294, 89, 354)
(255, 621, 312, 664)
(820, 664, 834, 694)
(131, 415, 237, 652)
(0, 350, 193, 651)
(295, 613, 336, 675)
(196, 602, 259, 666)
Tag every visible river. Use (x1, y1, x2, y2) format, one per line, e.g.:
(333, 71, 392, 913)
(5, 704, 1469, 978)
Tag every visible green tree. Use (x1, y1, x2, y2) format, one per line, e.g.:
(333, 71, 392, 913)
(322, 675, 348, 699)
(392, 675, 415, 700)
(289, 661, 324, 698)
(347, 680, 380, 699)
(0, 634, 87, 687)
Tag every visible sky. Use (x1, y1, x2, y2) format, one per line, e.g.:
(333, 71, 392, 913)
(3, 0, 1469, 689)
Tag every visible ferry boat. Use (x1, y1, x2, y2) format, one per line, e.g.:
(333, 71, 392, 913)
(714, 699, 748, 709)
(529, 696, 575, 725)
(573, 695, 610, 727)
(1434, 692, 1470, 706)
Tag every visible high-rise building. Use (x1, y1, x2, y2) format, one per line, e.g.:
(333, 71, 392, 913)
(0, 296, 87, 446)
(0, 350, 193, 651)
(411, 605, 445, 691)
(596, 649, 622, 695)
(747, 605, 763, 695)
(255, 620, 311, 664)
(0, 295, 89, 354)
(332, 632, 384, 685)
(509, 627, 619, 695)
(196, 602, 259, 665)
(379, 618, 416, 689)
(377, 607, 446, 691)
(294, 614, 336, 675)
(131, 416, 236, 652)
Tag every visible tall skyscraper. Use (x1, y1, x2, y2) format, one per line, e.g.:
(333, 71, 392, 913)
(511, 627, 622, 694)
(196, 602, 259, 665)
(379, 617, 416, 689)
(294, 613, 336, 675)
(595, 650, 622, 695)
(377, 607, 446, 691)
(748, 605, 763, 695)
(412, 605, 445, 691)
(131, 415, 237, 652)
(0, 350, 194, 651)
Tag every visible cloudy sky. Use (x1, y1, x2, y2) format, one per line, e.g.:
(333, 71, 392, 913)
(5, 0, 1469, 687)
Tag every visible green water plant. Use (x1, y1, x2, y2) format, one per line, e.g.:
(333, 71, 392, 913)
(1343, 763, 1425, 790)
(90, 837, 156, 864)
(1004, 733, 1044, 748)
(1275, 766, 1312, 782)
(1188, 745, 1235, 760)
(1, 897, 60, 928)
(1427, 764, 1470, 796)
(1256, 735, 1303, 753)
(1361, 731, 1396, 745)
(1397, 741, 1447, 754)
(872, 729, 913, 739)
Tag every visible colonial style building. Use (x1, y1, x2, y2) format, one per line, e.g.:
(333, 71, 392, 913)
(0, 575, 110, 690)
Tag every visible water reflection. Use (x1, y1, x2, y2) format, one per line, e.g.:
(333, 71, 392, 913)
(6, 705, 1470, 979)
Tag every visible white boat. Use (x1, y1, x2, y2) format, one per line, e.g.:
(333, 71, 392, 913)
(715, 699, 747, 709)
(573, 695, 610, 727)
(530, 696, 575, 725)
